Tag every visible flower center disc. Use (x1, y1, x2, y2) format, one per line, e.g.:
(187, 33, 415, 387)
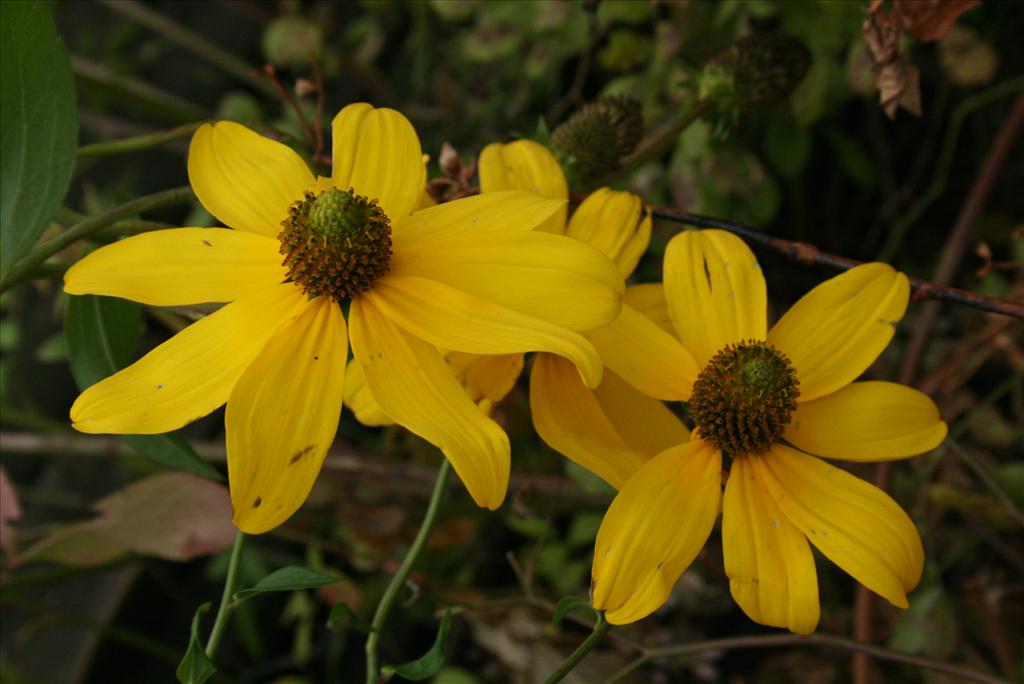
(278, 187, 392, 302)
(689, 340, 799, 456)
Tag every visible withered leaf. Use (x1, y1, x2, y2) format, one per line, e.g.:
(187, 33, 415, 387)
(896, 0, 981, 43)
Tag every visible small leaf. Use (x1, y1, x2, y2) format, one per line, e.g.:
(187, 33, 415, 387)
(0, 0, 78, 278)
(382, 609, 453, 681)
(552, 596, 597, 628)
(326, 602, 373, 634)
(176, 603, 216, 684)
(64, 294, 222, 480)
(234, 566, 342, 601)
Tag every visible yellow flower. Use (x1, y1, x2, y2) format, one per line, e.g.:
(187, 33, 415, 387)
(64, 104, 624, 533)
(589, 229, 948, 633)
(477, 139, 695, 488)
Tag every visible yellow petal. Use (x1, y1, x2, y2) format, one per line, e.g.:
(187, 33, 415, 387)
(479, 140, 567, 233)
(227, 297, 347, 534)
(349, 296, 510, 509)
(592, 440, 722, 624)
(446, 352, 525, 403)
(64, 228, 285, 306)
(188, 121, 314, 237)
(753, 444, 924, 608)
(663, 229, 767, 368)
(566, 188, 650, 278)
(785, 381, 947, 461)
(343, 361, 394, 427)
(723, 455, 820, 634)
(622, 283, 674, 335)
(71, 283, 307, 434)
(586, 304, 698, 401)
(366, 275, 603, 387)
(392, 226, 623, 332)
(331, 103, 425, 220)
(530, 356, 652, 490)
(393, 191, 566, 245)
(768, 263, 909, 402)
(591, 370, 690, 459)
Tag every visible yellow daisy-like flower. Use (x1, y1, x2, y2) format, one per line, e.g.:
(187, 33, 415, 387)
(64, 104, 624, 533)
(587, 229, 948, 633)
(476, 139, 695, 488)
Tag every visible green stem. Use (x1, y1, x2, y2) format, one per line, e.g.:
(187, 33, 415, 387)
(586, 98, 709, 191)
(205, 530, 246, 660)
(0, 186, 194, 292)
(365, 459, 451, 684)
(77, 121, 205, 157)
(541, 613, 610, 684)
(879, 76, 1024, 261)
(97, 0, 277, 98)
(71, 55, 207, 123)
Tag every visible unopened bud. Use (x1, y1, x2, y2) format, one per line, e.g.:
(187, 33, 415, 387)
(549, 95, 644, 189)
(701, 34, 811, 112)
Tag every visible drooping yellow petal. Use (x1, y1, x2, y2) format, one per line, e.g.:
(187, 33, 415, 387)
(785, 381, 947, 461)
(753, 444, 924, 608)
(622, 283, 674, 335)
(227, 297, 347, 534)
(71, 283, 307, 435)
(64, 228, 285, 306)
(188, 122, 314, 237)
(331, 103, 425, 220)
(723, 455, 820, 634)
(392, 226, 623, 332)
(586, 304, 698, 401)
(663, 229, 767, 368)
(592, 439, 722, 624)
(768, 263, 909, 402)
(392, 191, 566, 244)
(479, 140, 568, 233)
(446, 352, 525, 403)
(591, 371, 689, 459)
(349, 296, 510, 509)
(566, 188, 650, 278)
(366, 275, 603, 387)
(343, 361, 394, 427)
(530, 356, 651, 490)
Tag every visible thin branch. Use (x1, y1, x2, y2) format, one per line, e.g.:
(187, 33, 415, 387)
(643, 205, 1024, 319)
(609, 633, 1009, 684)
(77, 121, 205, 157)
(259, 64, 318, 163)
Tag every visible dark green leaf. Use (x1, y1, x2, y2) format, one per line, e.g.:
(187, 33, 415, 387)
(326, 602, 373, 634)
(552, 596, 597, 627)
(234, 566, 342, 601)
(0, 1, 78, 277)
(382, 609, 453, 681)
(176, 603, 216, 684)
(64, 294, 222, 480)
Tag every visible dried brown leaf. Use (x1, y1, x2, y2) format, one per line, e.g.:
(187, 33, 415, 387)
(0, 466, 22, 561)
(18, 473, 235, 567)
(896, 0, 981, 42)
(863, 9, 902, 63)
(877, 59, 923, 119)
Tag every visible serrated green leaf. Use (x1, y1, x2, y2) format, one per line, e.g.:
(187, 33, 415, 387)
(552, 596, 596, 627)
(0, 1, 78, 277)
(326, 602, 373, 634)
(234, 566, 342, 601)
(64, 294, 222, 480)
(382, 609, 453, 681)
(176, 603, 216, 684)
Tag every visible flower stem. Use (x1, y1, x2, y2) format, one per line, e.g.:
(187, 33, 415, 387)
(0, 186, 194, 293)
(205, 530, 246, 660)
(77, 121, 205, 157)
(541, 613, 610, 684)
(365, 459, 451, 684)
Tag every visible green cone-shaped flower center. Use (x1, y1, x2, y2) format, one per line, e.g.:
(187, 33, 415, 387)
(689, 340, 799, 456)
(278, 188, 392, 302)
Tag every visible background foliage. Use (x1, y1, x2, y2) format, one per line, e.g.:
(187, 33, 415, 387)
(1, 1, 1022, 683)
